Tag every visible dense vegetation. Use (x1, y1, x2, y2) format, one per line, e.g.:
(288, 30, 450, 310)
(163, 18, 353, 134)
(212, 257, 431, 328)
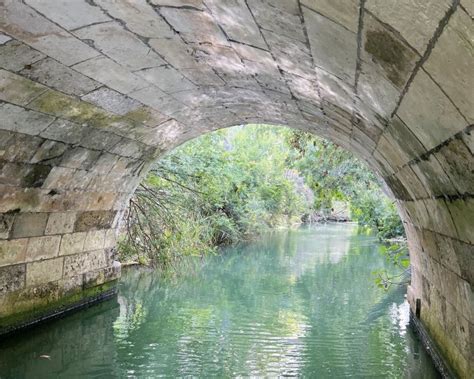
(119, 125, 404, 268)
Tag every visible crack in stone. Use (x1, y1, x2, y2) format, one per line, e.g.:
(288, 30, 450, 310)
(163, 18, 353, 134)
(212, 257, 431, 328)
(69, 20, 114, 33)
(419, 66, 469, 125)
(300, 3, 357, 35)
(153, 4, 204, 12)
(242, 0, 300, 109)
(296, 0, 324, 113)
(349, 0, 366, 143)
(371, 2, 462, 165)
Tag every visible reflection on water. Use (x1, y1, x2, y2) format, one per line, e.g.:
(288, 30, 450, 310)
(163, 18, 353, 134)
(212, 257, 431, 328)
(0, 224, 439, 378)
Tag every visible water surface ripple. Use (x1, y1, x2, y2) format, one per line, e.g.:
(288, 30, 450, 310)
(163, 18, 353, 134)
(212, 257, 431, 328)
(0, 224, 439, 378)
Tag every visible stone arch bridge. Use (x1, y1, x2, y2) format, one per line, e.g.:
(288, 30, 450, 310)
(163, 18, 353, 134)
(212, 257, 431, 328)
(0, 1, 472, 377)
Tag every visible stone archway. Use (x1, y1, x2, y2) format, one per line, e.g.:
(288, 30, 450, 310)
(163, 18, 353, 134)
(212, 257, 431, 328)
(0, 1, 472, 376)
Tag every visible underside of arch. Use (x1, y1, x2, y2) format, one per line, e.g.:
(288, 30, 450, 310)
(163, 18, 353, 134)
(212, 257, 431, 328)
(0, 1, 472, 376)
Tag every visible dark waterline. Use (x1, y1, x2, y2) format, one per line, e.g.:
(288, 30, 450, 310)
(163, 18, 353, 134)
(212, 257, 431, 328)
(0, 224, 439, 378)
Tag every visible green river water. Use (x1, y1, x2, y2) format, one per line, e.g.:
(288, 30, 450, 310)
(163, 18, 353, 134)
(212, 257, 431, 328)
(0, 223, 439, 378)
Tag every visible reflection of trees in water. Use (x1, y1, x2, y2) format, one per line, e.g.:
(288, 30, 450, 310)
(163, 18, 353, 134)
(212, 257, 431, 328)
(0, 300, 120, 378)
(0, 225, 437, 378)
(112, 224, 422, 377)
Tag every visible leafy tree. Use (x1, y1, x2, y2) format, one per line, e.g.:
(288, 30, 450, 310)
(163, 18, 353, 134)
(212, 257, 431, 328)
(118, 125, 405, 269)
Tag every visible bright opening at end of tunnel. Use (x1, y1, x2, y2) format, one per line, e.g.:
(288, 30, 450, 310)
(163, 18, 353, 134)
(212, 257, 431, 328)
(0, 0, 472, 377)
(118, 124, 406, 271)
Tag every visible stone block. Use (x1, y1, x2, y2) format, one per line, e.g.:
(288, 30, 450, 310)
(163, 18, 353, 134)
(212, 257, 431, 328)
(83, 230, 106, 252)
(375, 134, 408, 171)
(40, 119, 87, 145)
(104, 229, 117, 249)
(74, 211, 117, 232)
(423, 199, 458, 239)
(248, 0, 305, 42)
(74, 22, 165, 71)
(60, 147, 101, 170)
(460, 126, 473, 154)
(79, 128, 122, 151)
(135, 65, 195, 94)
(0, 239, 27, 267)
(26, 235, 61, 262)
(423, 9, 474, 123)
(26, 257, 63, 287)
(434, 137, 473, 195)
(0, 131, 43, 163)
(160, 7, 228, 45)
(402, 199, 429, 227)
(373, 150, 395, 176)
(0, 0, 99, 66)
(41, 166, 77, 190)
(384, 116, 427, 161)
(95, 0, 173, 39)
(0, 161, 35, 188)
(365, 0, 451, 54)
(0, 41, 45, 72)
(21, 57, 101, 97)
(303, 6, 357, 82)
(0, 211, 16, 239)
(128, 85, 186, 115)
(11, 212, 48, 238)
(82, 87, 141, 116)
(45, 212, 76, 235)
(63, 249, 107, 277)
(58, 274, 83, 297)
(446, 198, 474, 244)
(358, 13, 418, 117)
(397, 69, 466, 150)
(59, 232, 86, 256)
(29, 140, 68, 166)
(31, 32, 100, 67)
(109, 139, 148, 159)
(451, 239, 474, 286)
(0, 33, 10, 44)
(302, 0, 358, 32)
(149, 37, 199, 69)
(25, 0, 111, 30)
(0, 264, 26, 294)
(0, 103, 55, 136)
(23, 163, 53, 188)
(0, 69, 47, 106)
(396, 166, 429, 199)
(410, 154, 457, 197)
(72, 55, 146, 95)
(89, 153, 119, 175)
(83, 261, 121, 289)
(206, 0, 266, 48)
(85, 192, 118, 212)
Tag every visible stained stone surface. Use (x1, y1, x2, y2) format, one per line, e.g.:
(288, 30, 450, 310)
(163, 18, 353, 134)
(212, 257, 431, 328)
(0, 1, 472, 377)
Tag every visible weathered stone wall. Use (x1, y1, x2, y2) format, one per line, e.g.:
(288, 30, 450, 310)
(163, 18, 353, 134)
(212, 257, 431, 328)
(0, 1, 472, 377)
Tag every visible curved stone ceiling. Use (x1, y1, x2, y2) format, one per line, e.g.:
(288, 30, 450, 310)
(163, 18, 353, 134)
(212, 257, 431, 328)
(0, 1, 472, 377)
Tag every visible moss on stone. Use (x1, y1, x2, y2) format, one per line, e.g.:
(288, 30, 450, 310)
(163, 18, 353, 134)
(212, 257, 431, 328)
(22, 164, 52, 188)
(125, 107, 154, 124)
(365, 30, 413, 88)
(0, 280, 117, 335)
(29, 90, 116, 129)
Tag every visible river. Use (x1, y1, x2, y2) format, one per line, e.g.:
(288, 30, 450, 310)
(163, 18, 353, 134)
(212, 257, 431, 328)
(0, 223, 439, 378)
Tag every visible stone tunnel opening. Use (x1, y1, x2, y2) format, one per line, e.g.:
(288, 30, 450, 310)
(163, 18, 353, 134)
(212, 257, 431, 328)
(0, 0, 472, 377)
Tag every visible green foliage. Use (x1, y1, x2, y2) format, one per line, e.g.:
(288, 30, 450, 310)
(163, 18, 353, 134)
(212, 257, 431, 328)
(373, 244, 410, 290)
(118, 125, 405, 269)
(287, 130, 404, 240)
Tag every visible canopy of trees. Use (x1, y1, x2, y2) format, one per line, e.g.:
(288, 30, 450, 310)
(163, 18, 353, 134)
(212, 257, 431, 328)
(119, 125, 404, 268)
